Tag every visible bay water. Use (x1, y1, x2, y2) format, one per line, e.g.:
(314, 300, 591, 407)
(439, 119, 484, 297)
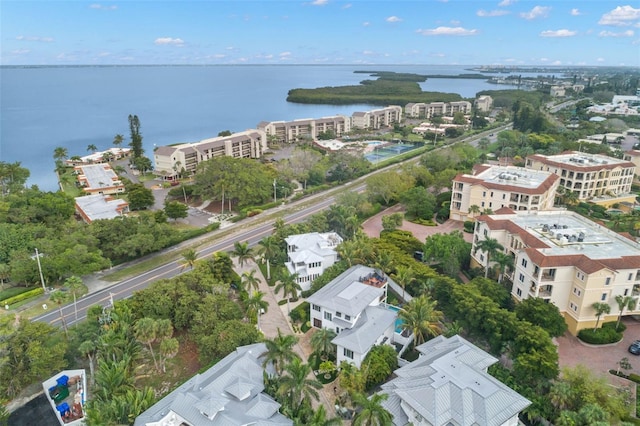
(0, 64, 520, 191)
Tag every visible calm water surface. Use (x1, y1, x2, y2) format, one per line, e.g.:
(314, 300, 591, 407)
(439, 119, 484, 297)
(1, 65, 522, 191)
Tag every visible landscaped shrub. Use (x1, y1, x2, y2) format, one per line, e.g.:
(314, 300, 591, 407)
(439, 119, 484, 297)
(577, 326, 622, 344)
(289, 301, 309, 324)
(1, 287, 44, 306)
(603, 321, 627, 333)
(463, 221, 475, 233)
(628, 373, 640, 384)
(0, 286, 38, 303)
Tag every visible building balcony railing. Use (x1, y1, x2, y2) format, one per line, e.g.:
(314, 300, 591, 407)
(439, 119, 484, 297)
(541, 273, 556, 282)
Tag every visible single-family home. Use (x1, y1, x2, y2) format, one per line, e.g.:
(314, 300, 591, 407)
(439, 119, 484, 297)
(380, 335, 531, 426)
(134, 343, 292, 426)
(307, 265, 409, 368)
(285, 232, 343, 292)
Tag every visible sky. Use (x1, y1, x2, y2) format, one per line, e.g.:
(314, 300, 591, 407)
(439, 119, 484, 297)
(1, 0, 639, 67)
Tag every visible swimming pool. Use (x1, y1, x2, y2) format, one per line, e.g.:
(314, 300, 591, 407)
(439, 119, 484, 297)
(367, 141, 385, 146)
(386, 305, 405, 334)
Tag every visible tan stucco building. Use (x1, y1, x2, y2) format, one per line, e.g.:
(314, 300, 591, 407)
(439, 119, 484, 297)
(404, 101, 472, 118)
(472, 209, 640, 335)
(258, 115, 351, 145)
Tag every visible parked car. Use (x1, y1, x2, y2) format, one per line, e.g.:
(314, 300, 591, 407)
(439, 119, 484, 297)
(629, 340, 640, 355)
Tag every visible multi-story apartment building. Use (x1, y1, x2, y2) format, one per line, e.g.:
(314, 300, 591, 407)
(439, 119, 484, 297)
(624, 150, 640, 182)
(525, 151, 636, 206)
(74, 163, 125, 195)
(449, 165, 559, 222)
(474, 95, 493, 113)
(351, 106, 402, 130)
(285, 232, 343, 292)
(472, 209, 640, 335)
(153, 129, 267, 180)
(257, 115, 350, 144)
(404, 101, 472, 118)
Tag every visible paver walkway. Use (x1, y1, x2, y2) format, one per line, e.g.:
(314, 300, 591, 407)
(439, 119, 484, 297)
(233, 259, 338, 418)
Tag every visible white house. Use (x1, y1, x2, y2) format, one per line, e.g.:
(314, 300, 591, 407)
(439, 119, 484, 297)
(285, 232, 343, 292)
(380, 335, 531, 426)
(307, 265, 409, 368)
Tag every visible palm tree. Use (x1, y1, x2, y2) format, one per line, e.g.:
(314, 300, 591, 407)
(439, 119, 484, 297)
(53, 146, 69, 163)
(257, 235, 280, 280)
(87, 144, 98, 153)
(277, 357, 322, 411)
(474, 237, 504, 278)
(305, 405, 343, 426)
(275, 272, 302, 314)
(245, 291, 268, 331)
(159, 338, 179, 373)
(310, 327, 337, 360)
(373, 251, 394, 275)
(392, 265, 415, 301)
(231, 241, 255, 268)
(241, 270, 261, 295)
(467, 204, 481, 218)
(263, 328, 300, 375)
(591, 302, 611, 331)
(180, 248, 198, 271)
(615, 295, 637, 329)
(415, 277, 437, 297)
(399, 295, 444, 346)
(78, 340, 97, 387)
(134, 317, 159, 371)
(351, 392, 393, 426)
(492, 252, 514, 284)
(65, 275, 86, 321)
(113, 134, 124, 149)
(49, 290, 69, 335)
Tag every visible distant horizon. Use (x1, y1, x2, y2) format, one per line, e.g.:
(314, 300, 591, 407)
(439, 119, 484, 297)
(2, 1, 638, 67)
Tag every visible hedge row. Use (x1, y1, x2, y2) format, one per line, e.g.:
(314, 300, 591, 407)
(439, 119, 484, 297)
(1, 287, 44, 306)
(577, 323, 623, 344)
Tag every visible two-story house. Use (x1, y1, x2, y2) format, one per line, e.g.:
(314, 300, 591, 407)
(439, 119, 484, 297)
(285, 232, 343, 292)
(307, 265, 405, 368)
(472, 209, 640, 335)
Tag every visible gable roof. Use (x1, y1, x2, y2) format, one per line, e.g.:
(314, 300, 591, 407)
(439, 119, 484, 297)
(306, 265, 388, 317)
(380, 335, 530, 426)
(332, 305, 396, 354)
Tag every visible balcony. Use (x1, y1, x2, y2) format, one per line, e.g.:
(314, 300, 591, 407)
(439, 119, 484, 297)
(541, 269, 556, 282)
(529, 284, 553, 298)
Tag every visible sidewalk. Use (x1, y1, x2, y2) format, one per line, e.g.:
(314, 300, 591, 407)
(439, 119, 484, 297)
(233, 259, 337, 418)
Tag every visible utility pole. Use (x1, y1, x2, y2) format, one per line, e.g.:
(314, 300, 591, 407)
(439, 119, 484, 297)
(273, 179, 277, 204)
(34, 248, 46, 293)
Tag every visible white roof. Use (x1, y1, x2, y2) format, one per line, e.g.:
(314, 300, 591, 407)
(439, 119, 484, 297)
(75, 194, 127, 221)
(332, 305, 396, 353)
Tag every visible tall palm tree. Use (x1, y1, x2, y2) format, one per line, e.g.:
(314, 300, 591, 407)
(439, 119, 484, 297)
(275, 272, 301, 314)
(351, 392, 393, 426)
(474, 237, 504, 278)
(399, 295, 444, 346)
(65, 275, 86, 321)
(134, 317, 159, 371)
(373, 251, 394, 275)
(245, 291, 268, 331)
(305, 405, 343, 426)
(180, 248, 198, 271)
(591, 302, 611, 331)
(310, 327, 337, 359)
(231, 241, 255, 268)
(467, 204, 481, 217)
(87, 144, 98, 153)
(49, 290, 69, 335)
(53, 146, 69, 163)
(78, 340, 97, 387)
(257, 235, 280, 280)
(615, 295, 637, 328)
(415, 277, 438, 297)
(113, 134, 124, 149)
(277, 357, 322, 411)
(241, 270, 261, 295)
(392, 265, 415, 301)
(159, 338, 179, 373)
(262, 328, 300, 375)
(492, 252, 514, 284)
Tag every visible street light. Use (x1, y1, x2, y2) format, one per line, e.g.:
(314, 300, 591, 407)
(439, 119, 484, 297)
(33, 248, 47, 293)
(273, 179, 277, 203)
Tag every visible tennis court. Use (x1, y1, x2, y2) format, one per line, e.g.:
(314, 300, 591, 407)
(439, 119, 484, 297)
(364, 143, 419, 162)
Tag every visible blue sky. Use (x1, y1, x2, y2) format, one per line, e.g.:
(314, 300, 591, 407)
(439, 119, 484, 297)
(2, 1, 639, 66)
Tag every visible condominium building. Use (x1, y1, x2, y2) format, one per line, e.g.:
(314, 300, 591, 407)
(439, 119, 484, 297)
(474, 95, 493, 113)
(351, 106, 402, 130)
(153, 129, 267, 180)
(75, 194, 129, 223)
(285, 232, 343, 292)
(74, 164, 125, 195)
(525, 151, 636, 206)
(257, 115, 350, 144)
(404, 101, 472, 118)
(450, 164, 560, 222)
(472, 209, 640, 335)
(624, 150, 640, 182)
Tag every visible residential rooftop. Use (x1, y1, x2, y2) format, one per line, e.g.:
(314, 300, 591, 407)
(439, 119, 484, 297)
(464, 164, 557, 190)
(332, 305, 396, 354)
(75, 194, 128, 222)
(528, 151, 633, 170)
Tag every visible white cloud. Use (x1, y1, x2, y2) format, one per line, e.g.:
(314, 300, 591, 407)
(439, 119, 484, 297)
(429, 52, 446, 57)
(154, 37, 185, 46)
(279, 52, 292, 58)
(362, 21, 371, 26)
(477, 9, 509, 17)
(598, 5, 640, 26)
(363, 50, 375, 55)
(10, 49, 30, 55)
(520, 6, 550, 20)
(386, 16, 402, 23)
(89, 4, 117, 10)
(498, 0, 516, 6)
(342, 3, 352, 9)
(599, 30, 634, 37)
(570, 8, 581, 16)
(450, 20, 460, 25)
(540, 29, 577, 37)
(416, 26, 478, 36)
(551, 60, 562, 65)
(311, 0, 328, 5)
(15, 35, 54, 42)
(597, 57, 605, 62)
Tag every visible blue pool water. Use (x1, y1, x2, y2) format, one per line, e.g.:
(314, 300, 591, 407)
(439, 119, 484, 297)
(386, 305, 405, 334)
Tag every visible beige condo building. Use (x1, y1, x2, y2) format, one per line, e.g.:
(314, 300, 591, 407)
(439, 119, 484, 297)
(257, 115, 351, 145)
(404, 101, 472, 118)
(154, 129, 267, 180)
(525, 151, 636, 206)
(472, 209, 640, 335)
(351, 106, 402, 130)
(450, 165, 560, 222)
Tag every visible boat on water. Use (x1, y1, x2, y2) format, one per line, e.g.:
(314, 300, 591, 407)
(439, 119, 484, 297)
(42, 369, 87, 425)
